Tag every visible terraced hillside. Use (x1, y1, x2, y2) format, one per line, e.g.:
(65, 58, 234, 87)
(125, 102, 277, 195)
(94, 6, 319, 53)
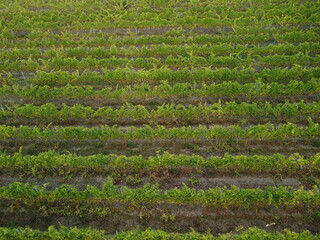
(0, 0, 320, 239)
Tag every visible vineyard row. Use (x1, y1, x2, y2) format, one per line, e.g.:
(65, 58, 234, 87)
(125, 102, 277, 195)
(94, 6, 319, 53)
(1, 101, 319, 121)
(1, 150, 318, 173)
(3, 2, 319, 31)
(2, 42, 320, 61)
(0, 226, 318, 240)
(2, 29, 319, 48)
(3, 65, 320, 85)
(1, 182, 319, 208)
(1, 79, 319, 101)
(2, 53, 320, 72)
(0, 122, 319, 140)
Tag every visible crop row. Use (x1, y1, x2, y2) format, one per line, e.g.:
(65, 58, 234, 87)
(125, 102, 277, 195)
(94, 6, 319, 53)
(1, 101, 319, 122)
(1, 79, 319, 101)
(3, 24, 319, 40)
(3, 66, 320, 86)
(2, 43, 320, 61)
(2, 29, 319, 49)
(1, 181, 320, 208)
(5, 16, 317, 33)
(1, 150, 318, 174)
(3, 2, 319, 31)
(0, 226, 318, 240)
(2, 53, 319, 72)
(6, 0, 316, 13)
(9, 0, 319, 10)
(0, 122, 319, 140)
(5, 2, 313, 21)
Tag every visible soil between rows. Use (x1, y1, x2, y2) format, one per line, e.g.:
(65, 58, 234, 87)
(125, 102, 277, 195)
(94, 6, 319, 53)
(1, 94, 319, 107)
(1, 200, 319, 234)
(0, 138, 319, 157)
(0, 176, 307, 190)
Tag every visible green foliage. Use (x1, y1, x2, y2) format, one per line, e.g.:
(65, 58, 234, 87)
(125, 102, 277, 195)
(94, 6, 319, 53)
(0, 122, 318, 140)
(0, 182, 319, 209)
(1, 0, 319, 31)
(2, 53, 320, 71)
(1, 101, 319, 123)
(1, 0, 320, 237)
(0, 151, 319, 174)
(0, 226, 319, 239)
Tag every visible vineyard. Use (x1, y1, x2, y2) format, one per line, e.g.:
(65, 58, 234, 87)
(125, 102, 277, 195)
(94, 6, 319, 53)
(0, 0, 320, 239)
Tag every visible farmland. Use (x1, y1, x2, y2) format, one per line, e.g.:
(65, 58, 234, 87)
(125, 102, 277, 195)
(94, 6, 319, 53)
(0, 0, 320, 239)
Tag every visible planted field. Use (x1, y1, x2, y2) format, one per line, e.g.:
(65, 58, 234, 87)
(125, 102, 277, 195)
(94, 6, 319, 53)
(0, 0, 320, 239)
